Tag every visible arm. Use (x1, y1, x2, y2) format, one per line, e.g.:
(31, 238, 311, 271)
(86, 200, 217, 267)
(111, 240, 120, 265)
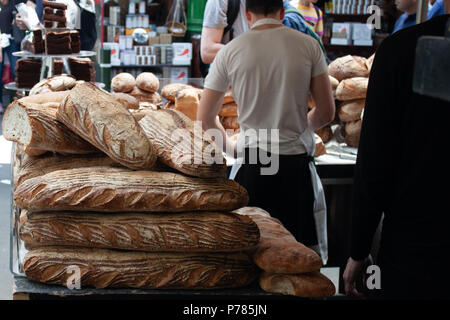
(200, 27, 225, 64)
(308, 72, 335, 131)
(197, 88, 237, 157)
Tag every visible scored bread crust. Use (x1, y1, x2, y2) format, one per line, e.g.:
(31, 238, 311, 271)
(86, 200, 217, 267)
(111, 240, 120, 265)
(2, 101, 97, 155)
(259, 272, 336, 298)
(138, 109, 227, 178)
(161, 83, 192, 102)
(328, 55, 369, 81)
(20, 210, 260, 252)
(23, 246, 257, 289)
(335, 77, 368, 101)
(129, 86, 162, 105)
(14, 167, 249, 212)
(57, 82, 157, 170)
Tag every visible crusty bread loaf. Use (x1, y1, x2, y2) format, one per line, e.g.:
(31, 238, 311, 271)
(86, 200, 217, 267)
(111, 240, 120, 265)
(2, 101, 97, 155)
(161, 83, 192, 102)
(328, 55, 369, 81)
(219, 102, 238, 117)
(315, 126, 333, 144)
(20, 210, 260, 252)
(338, 99, 365, 122)
(366, 53, 375, 72)
(259, 272, 335, 298)
(314, 135, 326, 157)
(111, 73, 135, 93)
(136, 72, 160, 93)
(223, 89, 234, 104)
(14, 167, 249, 212)
(129, 86, 162, 105)
(174, 88, 200, 121)
(29, 75, 77, 96)
(344, 120, 362, 148)
(57, 82, 157, 170)
(335, 77, 368, 101)
(138, 109, 227, 178)
(234, 207, 322, 274)
(16, 154, 120, 187)
(329, 76, 339, 92)
(23, 247, 257, 289)
(221, 116, 239, 130)
(21, 91, 70, 104)
(111, 92, 140, 109)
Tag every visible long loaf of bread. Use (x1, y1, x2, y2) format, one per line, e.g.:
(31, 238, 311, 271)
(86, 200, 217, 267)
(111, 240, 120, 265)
(2, 101, 97, 155)
(14, 167, 249, 212)
(138, 109, 227, 178)
(234, 207, 322, 274)
(20, 210, 260, 252)
(57, 82, 157, 169)
(23, 247, 257, 289)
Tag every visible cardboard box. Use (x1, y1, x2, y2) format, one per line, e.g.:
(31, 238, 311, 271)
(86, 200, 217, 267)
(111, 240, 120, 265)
(159, 34, 173, 45)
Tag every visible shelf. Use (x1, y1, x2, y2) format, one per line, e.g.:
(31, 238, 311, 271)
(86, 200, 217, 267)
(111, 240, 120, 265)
(13, 50, 96, 58)
(324, 14, 371, 22)
(111, 64, 190, 68)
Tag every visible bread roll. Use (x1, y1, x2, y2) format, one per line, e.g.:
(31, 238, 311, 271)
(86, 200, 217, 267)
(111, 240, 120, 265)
(315, 126, 333, 143)
(328, 55, 369, 81)
(57, 82, 157, 170)
(161, 83, 192, 102)
(29, 75, 77, 96)
(111, 92, 139, 109)
(338, 99, 365, 122)
(221, 116, 239, 130)
(234, 207, 323, 274)
(23, 247, 257, 289)
(2, 101, 97, 155)
(259, 272, 335, 298)
(219, 102, 238, 117)
(136, 72, 159, 93)
(129, 86, 162, 105)
(139, 109, 227, 178)
(223, 89, 234, 104)
(335, 77, 368, 101)
(14, 167, 249, 212)
(344, 120, 362, 148)
(174, 88, 200, 121)
(20, 210, 260, 252)
(314, 135, 326, 157)
(111, 73, 135, 93)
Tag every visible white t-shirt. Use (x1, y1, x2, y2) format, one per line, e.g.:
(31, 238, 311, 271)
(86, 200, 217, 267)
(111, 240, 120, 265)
(202, 0, 249, 43)
(204, 26, 328, 155)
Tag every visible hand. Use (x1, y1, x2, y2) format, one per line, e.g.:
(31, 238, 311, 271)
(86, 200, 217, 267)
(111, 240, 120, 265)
(343, 257, 369, 298)
(15, 14, 28, 30)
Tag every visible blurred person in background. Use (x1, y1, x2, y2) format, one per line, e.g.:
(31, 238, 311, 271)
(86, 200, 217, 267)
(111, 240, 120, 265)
(428, 0, 445, 18)
(290, 0, 323, 39)
(392, 0, 418, 33)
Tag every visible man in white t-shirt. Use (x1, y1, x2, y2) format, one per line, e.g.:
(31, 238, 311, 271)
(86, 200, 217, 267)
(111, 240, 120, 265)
(197, 0, 335, 246)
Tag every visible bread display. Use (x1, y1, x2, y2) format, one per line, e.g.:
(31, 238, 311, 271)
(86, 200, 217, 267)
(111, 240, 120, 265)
(129, 86, 162, 105)
(23, 247, 257, 289)
(29, 75, 77, 96)
(335, 77, 368, 101)
(314, 135, 326, 157)
(2, 100, 97, 156)
(315, 126, 333, 144)
(14, 167, 249, 212)
(138, 109, 227, 178)
(328, 55, 369, 81)
(136, 72, 160, 93)
(20, 210, 260, 252)
(344, 120, 362, 148)
(259, 272, 335, 298)
(174, 88, 200, 121)
(223, 89, 235, 104)
(329, 76, 339, 92)
(111, 73, 136, 93)
(161, 83, 192, 102)
(57, 82, 157, 170)
(338, 99, 365, 122)
(234, 207, 322, 274)
(219, 102, 238, 117)
(111, 93, 140, 109)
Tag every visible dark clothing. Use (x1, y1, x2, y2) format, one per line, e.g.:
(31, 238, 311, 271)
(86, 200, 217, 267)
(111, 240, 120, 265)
(79, 7, 96, 51)
(350, 14, 450, 297)
(234, 148, 317, 246)
(392, 12, 417, 34)
(0, 1, 15, 34)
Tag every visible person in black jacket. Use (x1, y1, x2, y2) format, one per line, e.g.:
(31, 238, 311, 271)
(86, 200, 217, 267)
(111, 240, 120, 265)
(343, 3, 450, 298)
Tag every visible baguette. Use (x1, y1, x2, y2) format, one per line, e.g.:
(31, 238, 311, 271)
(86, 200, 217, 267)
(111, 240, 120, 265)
(335, 77, 368, 101)
(23, 247, 257, 289)
(14, 167, 249, 212)
(138, 109, 227, 178)
(259, 272, 335, 298)
(20, 210, 260, 252)
(2, 101, 97, 155)
(57, 82, 157, 170)
(234, 207, 323, 274)
(21, 91, 70, 104)
(328, 55, 369, 81)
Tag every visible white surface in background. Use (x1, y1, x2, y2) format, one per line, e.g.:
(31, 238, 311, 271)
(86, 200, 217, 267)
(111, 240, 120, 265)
(321, 267, 340, 295)
(0, 136, 12, 165)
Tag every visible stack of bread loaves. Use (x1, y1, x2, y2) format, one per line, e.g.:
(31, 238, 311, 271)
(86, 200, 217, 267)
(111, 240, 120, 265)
(111, 72, 163, 109)
(234, 207, 335, 298)
(3, 82, 263, 290)
(328, 54, 375, 148)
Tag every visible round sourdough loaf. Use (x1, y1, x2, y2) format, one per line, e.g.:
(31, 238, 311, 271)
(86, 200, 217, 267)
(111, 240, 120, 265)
(161, 83, 192, 102)
(315, 125, 333, 143)
(338, 99, 365, 122)
(336, 77, 368, 101)
(111, 73, 136, 93)
(328, 55, 369, 81)
(136, 72, 160, 93)
(129, 86, 162, 105)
